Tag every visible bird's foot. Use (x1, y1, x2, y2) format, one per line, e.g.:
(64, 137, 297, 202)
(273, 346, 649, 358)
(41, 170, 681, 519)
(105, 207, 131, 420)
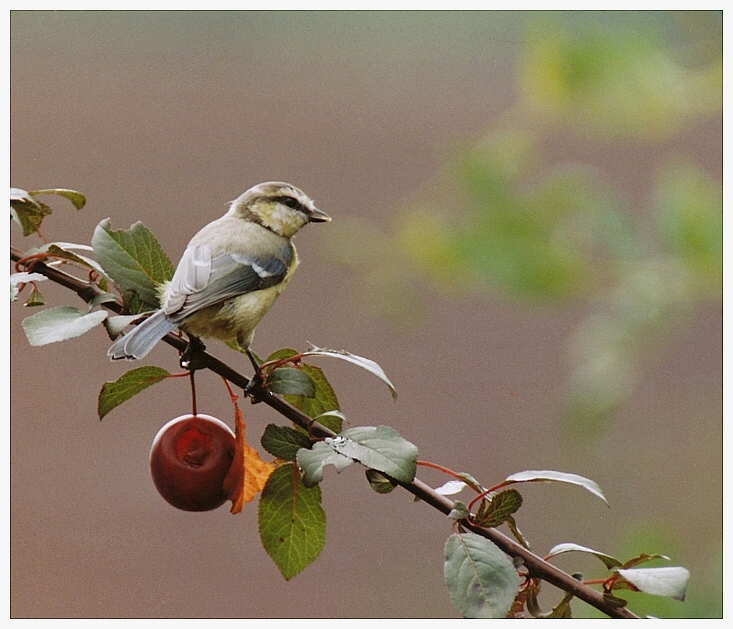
(180, 336, 211, 371)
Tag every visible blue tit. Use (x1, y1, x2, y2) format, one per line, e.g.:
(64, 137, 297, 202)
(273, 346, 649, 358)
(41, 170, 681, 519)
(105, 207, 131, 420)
(107, 181, 330, 361)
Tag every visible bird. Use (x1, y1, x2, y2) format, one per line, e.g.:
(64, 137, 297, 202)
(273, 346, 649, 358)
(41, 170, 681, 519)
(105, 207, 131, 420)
(107, 181, 330, 362)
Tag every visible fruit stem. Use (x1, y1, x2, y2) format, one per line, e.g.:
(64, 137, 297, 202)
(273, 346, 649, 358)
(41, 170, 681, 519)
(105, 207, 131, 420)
(190, 370, 198, 416)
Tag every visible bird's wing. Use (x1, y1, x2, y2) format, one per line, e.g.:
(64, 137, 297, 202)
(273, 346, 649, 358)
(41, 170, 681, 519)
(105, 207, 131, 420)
(164, 244, 213, 313)
(164, 243, 292, 322)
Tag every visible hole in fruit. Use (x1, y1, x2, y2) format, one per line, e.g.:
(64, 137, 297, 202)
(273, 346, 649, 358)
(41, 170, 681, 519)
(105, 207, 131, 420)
(176, 427, 212, 467)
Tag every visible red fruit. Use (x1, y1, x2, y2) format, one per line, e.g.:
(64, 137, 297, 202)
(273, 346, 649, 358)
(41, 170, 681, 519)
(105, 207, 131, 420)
(150, 414, 236, 512)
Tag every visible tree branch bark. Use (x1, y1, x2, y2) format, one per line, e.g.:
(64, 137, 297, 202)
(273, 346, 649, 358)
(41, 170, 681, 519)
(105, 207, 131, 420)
(10, 246, 639, 618)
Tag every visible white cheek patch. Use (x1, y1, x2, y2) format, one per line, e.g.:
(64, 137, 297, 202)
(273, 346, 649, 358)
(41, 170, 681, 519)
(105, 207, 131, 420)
(266, 203, 307, 235)
(268, 204, 289, 225)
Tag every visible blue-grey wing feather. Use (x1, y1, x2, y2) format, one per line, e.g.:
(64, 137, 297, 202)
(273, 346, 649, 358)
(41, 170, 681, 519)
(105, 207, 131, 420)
(165, 245, 213, 313)
(167, 246, 291, 323)
(107, 309, 177, 360)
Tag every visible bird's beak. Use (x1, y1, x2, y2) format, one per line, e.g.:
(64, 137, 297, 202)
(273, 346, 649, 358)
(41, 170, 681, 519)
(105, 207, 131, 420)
(308, 207, 331, 223)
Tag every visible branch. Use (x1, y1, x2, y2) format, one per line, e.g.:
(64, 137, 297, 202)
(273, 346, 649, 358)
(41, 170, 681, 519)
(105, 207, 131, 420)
(10, 246, 639, 618)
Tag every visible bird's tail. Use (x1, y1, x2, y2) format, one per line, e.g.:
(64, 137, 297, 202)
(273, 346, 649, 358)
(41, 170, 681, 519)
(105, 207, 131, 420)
(107, 309, 178, 360)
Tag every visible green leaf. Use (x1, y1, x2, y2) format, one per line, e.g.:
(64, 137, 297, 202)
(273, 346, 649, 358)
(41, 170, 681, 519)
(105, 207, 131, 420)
(97, 366, 170, 420)
(10, 188, 53, 236)
(22, 306, 108, 346)
(503, 470, 608, 505)
(29, 188, 86, 209)
(444, 532, 521, 618)
(474, 489, 523, 528)
(365, 469, 397, 494)
(615, 567, 690, 601)
(10, 272, 46, 301)
(38, 242, 112, 283)
(267, 367, 316, 397)
(91, 218, 174, 310)
(296, 440, 355, 487)
(546, 542, 622, 570)
(264, 348, 299, 363)
(504, 516, 530, 549)
(547, 591, 575, 618)
(10, 188, 86, 236)
(88, 292, 122, 309)
(261, 349, 344, 432)
(258, 463, 326, 580)
(302, 345, 397, 400)
(621, 552, 671, 569)
(314, 409, 347, 426)
(284, 363, 342, 432)
(261, 424, 312, 461)
(10, 187, 41, 208)
(603, 593, 629, 608)
(448, 501, 471, 520)
(23, 285, 45, 307)
(455, 472, 486, 493)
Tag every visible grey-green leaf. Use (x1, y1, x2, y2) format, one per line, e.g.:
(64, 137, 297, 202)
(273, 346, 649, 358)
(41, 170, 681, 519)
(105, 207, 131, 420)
(91, 218, 174, 309)
(296, 426, 417, 487)
(338, 425, 417, 483)
(444, 532, 521, 618)
(267, 367, 316, 397)
(103, 314, 140, 339)
(10, 272, 47, 301)
(29, 188, 86, 209)
(10, 189, 52, 236)
(448, 501, 471, 520)
(302, 345, 397, 399)
(365, 469, 398, 494)
(503, 470, 608, 505)
(616, 567, 690, 601)
(456, 472, 486, 493)
(10, 187, 41, 207)
(89, 292, 122, 309)
(38, 242, 111, 282)
(546, 542, 622, 570)
(435, 480, 468, 496)
(22, 306, 107, 346)
(296, 440, 355, 487)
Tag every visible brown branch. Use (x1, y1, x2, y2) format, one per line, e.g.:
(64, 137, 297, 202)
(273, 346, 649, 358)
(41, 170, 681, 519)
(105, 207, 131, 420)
(10, 246, 639, 618)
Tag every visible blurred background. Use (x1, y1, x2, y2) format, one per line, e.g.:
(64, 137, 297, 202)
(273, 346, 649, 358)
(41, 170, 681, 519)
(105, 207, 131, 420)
(10, 11, 721, 618)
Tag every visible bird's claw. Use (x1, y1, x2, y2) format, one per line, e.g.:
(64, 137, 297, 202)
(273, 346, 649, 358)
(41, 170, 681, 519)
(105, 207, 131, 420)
(180, 336, 210, 371)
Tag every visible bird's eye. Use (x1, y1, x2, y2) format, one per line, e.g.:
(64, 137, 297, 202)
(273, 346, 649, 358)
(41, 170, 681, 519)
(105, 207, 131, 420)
(282, 197, 300, 209)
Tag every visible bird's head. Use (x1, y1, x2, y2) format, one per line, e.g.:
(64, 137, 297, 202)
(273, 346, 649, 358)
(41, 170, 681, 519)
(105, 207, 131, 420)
(228, 182, 330, 238)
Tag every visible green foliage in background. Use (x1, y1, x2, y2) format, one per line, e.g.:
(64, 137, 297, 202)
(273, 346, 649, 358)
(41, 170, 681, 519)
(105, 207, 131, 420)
(520, 14, 721, 139)
(326, 13, 722, 432)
